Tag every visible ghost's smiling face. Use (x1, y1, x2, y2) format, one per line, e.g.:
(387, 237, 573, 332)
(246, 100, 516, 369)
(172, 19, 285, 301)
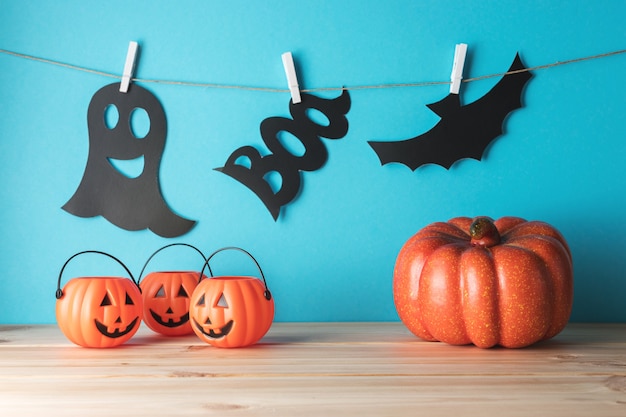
(103, 105, 151, 179)
(92, 88, 165, 181)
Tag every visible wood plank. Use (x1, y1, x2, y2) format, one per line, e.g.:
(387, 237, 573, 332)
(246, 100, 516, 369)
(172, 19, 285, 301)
(0, 323, 625, 416)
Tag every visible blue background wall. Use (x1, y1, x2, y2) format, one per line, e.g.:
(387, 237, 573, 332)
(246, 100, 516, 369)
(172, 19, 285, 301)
(1, 1, 625, 324)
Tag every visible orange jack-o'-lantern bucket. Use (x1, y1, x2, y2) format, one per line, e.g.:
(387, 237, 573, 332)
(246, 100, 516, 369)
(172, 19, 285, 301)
(189, 247, 274, 348)
(55, 250, 143, 348)
(137, 243, 208, 337)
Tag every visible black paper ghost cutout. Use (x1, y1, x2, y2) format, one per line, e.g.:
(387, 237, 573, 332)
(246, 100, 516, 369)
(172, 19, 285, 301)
(62, 82, 196, 238)
(368, 53, 532, 170)
(216, 90, 351, 220)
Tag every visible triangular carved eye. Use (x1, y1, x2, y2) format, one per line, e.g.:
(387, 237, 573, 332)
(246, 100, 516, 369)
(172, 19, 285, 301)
(125, 293, 134, 305)
(155, 285, 166, 298)
(196, 294, 206, 306)
(100, 294, 112, 307)
(216, 293, 228, 308)
(177, 286, 189, 298)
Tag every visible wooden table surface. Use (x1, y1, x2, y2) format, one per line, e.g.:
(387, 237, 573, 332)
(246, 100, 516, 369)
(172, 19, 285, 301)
(0, 323, 625, 416)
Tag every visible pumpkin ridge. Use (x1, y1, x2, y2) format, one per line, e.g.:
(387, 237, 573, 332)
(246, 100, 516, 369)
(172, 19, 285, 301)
(491, 245, 553, 347)
(230, 280, 248, 348)
(502, 221, 572, 260)
(446, 217, 474, 232)
(66, 280, 90, 347)
(244, 280, 259, 347)
(418, 244, 469, 345)
(493, 217, 527, 235)
(393, 238, 460, 341)
(502, 235, 572, 339)
(459, 247, 500, 348)
(415, 224, 470, 241)
(258, 280, 275, 343)
(503, 233, 572, 265)
(82, 279, 104, 347)
(57, 281, 75, 345)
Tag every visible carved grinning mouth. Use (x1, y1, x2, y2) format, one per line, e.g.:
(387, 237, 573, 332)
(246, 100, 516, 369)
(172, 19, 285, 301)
(193, 319, 234, 339)
(107, 155, 145, 179)
(94, 317, 139, 338)
(150, 310, 190, 328)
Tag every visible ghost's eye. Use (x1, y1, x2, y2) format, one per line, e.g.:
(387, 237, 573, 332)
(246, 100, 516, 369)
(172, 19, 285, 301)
(129, 107, 150, 139)
(104, 104, 119, 130)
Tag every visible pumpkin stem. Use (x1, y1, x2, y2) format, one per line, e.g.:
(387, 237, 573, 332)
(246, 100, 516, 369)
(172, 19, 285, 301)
(469, 217, 501, 247)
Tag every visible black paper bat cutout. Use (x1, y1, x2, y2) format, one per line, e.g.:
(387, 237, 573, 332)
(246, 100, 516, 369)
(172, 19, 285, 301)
(368, 53, 532, 170)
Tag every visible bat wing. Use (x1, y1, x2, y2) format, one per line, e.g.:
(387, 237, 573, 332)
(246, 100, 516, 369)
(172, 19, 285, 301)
(368, 53, 532, 170)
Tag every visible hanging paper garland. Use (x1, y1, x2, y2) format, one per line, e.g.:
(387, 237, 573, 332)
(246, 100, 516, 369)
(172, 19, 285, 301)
(1, 46, 623, 225)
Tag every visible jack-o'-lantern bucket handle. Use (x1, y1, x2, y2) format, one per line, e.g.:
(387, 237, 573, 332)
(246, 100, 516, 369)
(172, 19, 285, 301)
(199, 246, 272, 301)
(137, 243, 210, 285)
(56, 250, 137, 299)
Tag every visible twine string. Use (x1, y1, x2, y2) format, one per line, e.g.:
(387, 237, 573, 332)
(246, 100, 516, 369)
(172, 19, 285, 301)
(1, 47, 624, 94)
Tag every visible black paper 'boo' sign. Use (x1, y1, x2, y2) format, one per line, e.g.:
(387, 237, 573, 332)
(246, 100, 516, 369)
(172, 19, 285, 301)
(216, 90, 351, 220)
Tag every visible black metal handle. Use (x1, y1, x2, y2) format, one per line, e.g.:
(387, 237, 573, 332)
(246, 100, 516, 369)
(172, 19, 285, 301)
(56, 250, 137, 299)
(199, 246, 272, 301)
(137, 243, 209, 285)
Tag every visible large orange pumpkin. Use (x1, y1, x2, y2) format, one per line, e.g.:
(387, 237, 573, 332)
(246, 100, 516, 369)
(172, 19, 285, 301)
(56, 251, 143, 348)
(393, 216, 573, 348)
(138, 243, 207, 336)
(189, 247, 274, 348)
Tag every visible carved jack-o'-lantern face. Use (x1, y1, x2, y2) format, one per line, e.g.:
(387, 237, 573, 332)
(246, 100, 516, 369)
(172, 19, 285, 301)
(56, 277, 142, 348)
(192, 291, 234, 339)
(140, 271, 205, 336)
(189, 276, 274, 348)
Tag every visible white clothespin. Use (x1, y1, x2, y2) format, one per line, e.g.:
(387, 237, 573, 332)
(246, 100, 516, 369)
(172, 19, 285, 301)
(281, 52, 301, 104)
(120, 41, 139, 93)
(449, 43, 467, 95)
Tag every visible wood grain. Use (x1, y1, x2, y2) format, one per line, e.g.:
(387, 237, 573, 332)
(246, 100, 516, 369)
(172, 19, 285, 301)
(0, 323, 625, 416)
